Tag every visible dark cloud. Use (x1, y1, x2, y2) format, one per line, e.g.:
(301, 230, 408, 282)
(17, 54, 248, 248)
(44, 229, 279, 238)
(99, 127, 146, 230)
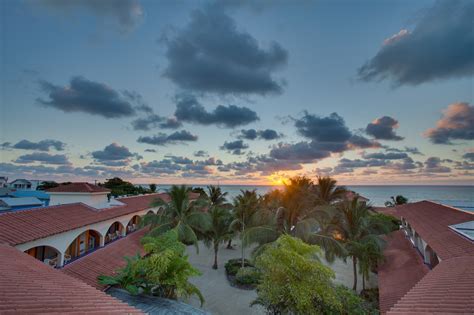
(37, 76, 136, 118)
(159, 117, 182, 129)
(358, 0, 474, 85)
(220, 140, 249, 155)
(131, 114, 182, 131)
(384, 157, 421, 172)
(162, 5, 287, 95)
(174, 94, 259, 128)
(239, 128, 282, 140)
(92, 143, 135, 162)
(269, 141, 330, 162)
(166, 156, 194, 165)
(424, 157, 451, 173)
(37, 0, 143, 33)
(139, 159, 182, 175)
(2, 139, 65, 151)
(463, 152, 474, 162)
(365, 116, 404, 141)
(424, 102, 474, 144)
(194, 150, 209, 157)
(386, 146, 424, 155)
(295, 112, 352, 142)
(137, 130, 198, 146)
(14, 153, 70, 165)
(363, 152, 409, 160)
(144, 149, 156, 153)
(347, 135, 381, 149)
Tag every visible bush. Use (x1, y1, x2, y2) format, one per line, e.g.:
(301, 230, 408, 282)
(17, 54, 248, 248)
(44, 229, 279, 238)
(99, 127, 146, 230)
(334, 285, 376, 315)
(235, 267, 261, 286)
(224, 258, 252, 276)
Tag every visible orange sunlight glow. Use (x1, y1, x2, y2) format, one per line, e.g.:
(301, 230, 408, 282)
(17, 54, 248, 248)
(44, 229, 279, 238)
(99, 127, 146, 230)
(267, 173, 289, 186)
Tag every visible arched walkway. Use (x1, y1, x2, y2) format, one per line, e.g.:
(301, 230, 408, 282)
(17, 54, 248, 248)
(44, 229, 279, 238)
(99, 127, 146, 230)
(65, 230, 102, 263)
(146, 210, 154, 215)
(25, 245, 61, 267)
(126, 215, 141, 234)
(105, 221, 125, 244)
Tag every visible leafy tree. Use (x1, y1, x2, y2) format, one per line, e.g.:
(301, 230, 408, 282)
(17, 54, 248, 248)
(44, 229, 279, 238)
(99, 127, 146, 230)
(203, 206, 234, 269)
(149, 183, 157, 193)
(191, 187, 207, 197)
(142, 185, 210, 252)
(384, 195, 408, 207)
(253, 235, 343, 314)
(333, 198, 391, 291)
(314, 176, 347, 205)
(230, 190, 260, 267)
(101, 177, 142, 197)
(99, 229, 204, 305)
(37, 181, 59, 190)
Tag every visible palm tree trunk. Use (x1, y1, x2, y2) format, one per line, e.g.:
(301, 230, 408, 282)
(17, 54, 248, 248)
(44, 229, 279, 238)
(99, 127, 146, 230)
(352, 256, 358, 291)
(362, 273, 366, 291)
(226, 239, 232, 249)
(213, 242, 218, 269)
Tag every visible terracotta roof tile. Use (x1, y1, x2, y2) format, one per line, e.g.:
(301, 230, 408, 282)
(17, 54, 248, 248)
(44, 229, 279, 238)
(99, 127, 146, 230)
(378, 231, 429, 314)
(388, 256, 474, 314)
(62, 228, 147, 290)
(0, 244, 142, 314)
(0, 193, 167, 245)
(47, 182, 111, 193)
(393, 201, 474, 259)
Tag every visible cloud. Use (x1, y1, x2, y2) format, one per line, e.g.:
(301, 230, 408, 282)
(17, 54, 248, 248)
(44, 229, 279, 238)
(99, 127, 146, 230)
(137, 130, 198, 146)
(424, 102, 474, 144)
(220, 140, 249, 155)
(295, 112, 352, 142)
(166, 155, 194, 165)
(162, 5, 287, 95)
(144, 149, 156, 153)
(194, 150, 209, 157)
(347, 135, 381, 149)
(37, 0, 143, 33)
(239, 128, 282, 140)
(386, 146, 424, 155)
(139, 159, 182, 175)
(1, 139, 65, 151)
(174, 94, 259, 128)
(423, 157, 451, 173)
(365, 116, 404, 140)
(92, 143, 136, 162)
(363, 152, 409, 160)
(14, 152, 70, 165)
(269, 141, 331, 162)
(358, 0, 474, 85)
(463, 152, 474, 162)
(37, 76, 136, 118)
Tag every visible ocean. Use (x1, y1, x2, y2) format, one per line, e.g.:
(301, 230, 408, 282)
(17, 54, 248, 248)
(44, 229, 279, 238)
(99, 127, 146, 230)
(149, 185, 474, 212)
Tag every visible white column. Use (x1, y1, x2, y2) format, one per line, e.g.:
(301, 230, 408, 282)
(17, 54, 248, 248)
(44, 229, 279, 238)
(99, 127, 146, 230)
(57, 252, 64, 267)
(99, 235, 105, 247)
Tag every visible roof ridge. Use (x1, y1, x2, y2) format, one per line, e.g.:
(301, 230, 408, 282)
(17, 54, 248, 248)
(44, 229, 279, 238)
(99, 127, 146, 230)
(0, 202, 97, 216)
(423, 200, 474, 215)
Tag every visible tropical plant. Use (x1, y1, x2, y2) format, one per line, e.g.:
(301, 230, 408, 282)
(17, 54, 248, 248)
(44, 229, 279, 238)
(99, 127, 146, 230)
(333, 198, 391, 291)
(385, 195, 408, 207)
(235, 266, 261, 286)
(141, 185, 210, 251)
(99, 229, 204, 305)
(149, 183, 157, 193)
(230, 190, 261, 267)
(203, 206, 234, 269)
(207, 185, 229, 206)
(314, 176, 347, 205)
(252, 235, 343, 314)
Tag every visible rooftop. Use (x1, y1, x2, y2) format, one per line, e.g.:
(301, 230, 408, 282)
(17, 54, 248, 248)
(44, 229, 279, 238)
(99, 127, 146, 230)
(0, 243, 141, 314)
(46, 182, 111, 193)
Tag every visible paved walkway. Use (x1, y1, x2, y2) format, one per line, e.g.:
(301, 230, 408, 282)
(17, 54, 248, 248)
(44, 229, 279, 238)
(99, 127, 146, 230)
(184, 240, 377, 315)
(185, 241, 265, 315)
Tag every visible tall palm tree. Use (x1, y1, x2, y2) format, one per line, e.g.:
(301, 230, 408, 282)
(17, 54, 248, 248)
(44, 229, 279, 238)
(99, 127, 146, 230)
(207, 185, 228, 206)
(230, 190, 260, 267)
(142, 185, 210, 252)
(203, 206, 234, 269)
(314, 176, 347, 205)
(333, 198, 389, 291)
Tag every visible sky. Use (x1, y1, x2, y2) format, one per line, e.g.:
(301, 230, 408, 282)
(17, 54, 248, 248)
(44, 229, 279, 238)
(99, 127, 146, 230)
(0, 0, 473, 185)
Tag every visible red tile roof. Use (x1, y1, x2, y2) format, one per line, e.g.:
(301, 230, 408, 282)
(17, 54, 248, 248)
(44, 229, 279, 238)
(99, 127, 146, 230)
(344, 190, 369, 202)
(62, 228, 147, 290)
(0, 243, 142, 314)
(387, 255, 474, 314)
(47, 182, 111, 193)
(378, 231, 429, 314)
(392, 201, 474, 260)
(0, 193, 168, 246)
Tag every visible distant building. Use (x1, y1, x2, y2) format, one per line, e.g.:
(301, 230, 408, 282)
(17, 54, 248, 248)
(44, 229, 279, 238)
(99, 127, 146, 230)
(0, 196, 43, 212)
(343, 190, 369, 205)
(8, 179, 45, 191)
(46, 182, 111, 208)
(11, 190, 50, 206)
(0, 176, 8, 188)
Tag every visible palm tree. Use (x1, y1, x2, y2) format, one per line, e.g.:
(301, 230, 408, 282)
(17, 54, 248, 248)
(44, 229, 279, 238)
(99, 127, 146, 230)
(142, 185, 210, 252)
(203, 206, 234, 269)
(385, 195, 408, 207)
(230, 190, 260, 267)
(333, 198, 390, 291)
(314, 176, 347, 204)
(207, 185, 228, 206)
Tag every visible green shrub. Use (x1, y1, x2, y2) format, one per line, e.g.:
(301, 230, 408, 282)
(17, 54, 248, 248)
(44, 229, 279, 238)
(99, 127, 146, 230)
(225, 258, 252, 276)
(235, 267, 261, 286)
(334, 285, 376, 315)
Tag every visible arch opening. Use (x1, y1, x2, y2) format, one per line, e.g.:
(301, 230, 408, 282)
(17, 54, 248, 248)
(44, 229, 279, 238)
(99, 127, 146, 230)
(105, 221, 125, 244)
(424, 244, 439, 268)
(126, 215, 141, 234)
(65, 229, 102, 264)
(25, 245, 60, 268)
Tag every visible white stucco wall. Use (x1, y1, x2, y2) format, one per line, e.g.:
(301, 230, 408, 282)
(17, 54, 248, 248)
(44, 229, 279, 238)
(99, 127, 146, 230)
(49, 192, 108, 208)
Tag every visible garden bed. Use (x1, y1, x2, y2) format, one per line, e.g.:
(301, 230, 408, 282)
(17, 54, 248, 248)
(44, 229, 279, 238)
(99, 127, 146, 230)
(224, 258, 261, 290)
